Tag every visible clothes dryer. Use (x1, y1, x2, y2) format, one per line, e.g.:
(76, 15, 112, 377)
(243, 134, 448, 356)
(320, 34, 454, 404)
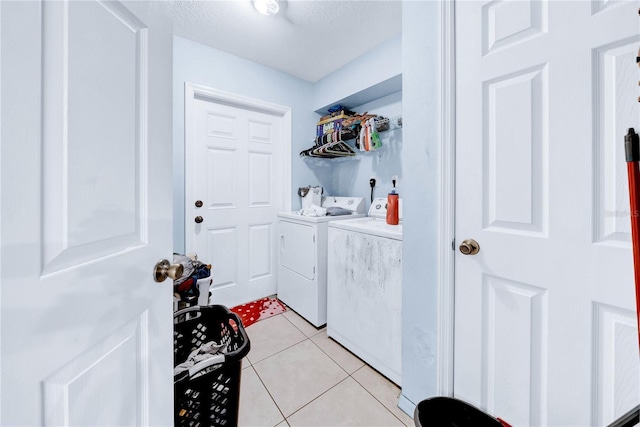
(277, 196, 365, 327)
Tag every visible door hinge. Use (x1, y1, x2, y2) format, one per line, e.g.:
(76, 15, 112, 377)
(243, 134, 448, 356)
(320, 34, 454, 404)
(452, 239, 455, 250)
(313, 266, 316, 273)
(313, 235, 315, 243)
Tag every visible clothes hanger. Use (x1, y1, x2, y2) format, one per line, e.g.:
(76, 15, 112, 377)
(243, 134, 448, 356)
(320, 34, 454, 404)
(304, 132, 356, 158)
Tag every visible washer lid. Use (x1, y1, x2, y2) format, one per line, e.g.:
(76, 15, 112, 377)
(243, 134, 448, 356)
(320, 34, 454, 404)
(277, 211, 366, 223)
(329, 217, 403, 240)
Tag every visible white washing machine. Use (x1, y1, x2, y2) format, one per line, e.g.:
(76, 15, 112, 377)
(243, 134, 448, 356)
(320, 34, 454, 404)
(326, 197, 403, 385)
(277, 196, 366, 327)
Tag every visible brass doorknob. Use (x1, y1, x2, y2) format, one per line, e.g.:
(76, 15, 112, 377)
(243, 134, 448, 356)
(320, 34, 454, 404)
(153, 259, 183, 282)
(195, 216, 203, 224)
(195, 200, 203, 208)
(459, 239, 480, 255)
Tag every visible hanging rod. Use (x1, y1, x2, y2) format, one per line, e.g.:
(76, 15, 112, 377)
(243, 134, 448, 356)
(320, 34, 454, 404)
(313, 114, 403, 146)
(340, 115, 403, 133)
(374, 115, 403, 131)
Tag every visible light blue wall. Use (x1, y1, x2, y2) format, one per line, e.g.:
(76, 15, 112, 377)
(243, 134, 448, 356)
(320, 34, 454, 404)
(173, 29, 437, 416)
(399, 0, 442, 414)
(330, 91, 403, 210)
(312, 35, 402, 113)
(303, 91, 402, 204)
(173, 34, 404, 251)
(308, 35, 402, 206)
(173, 36, 318, 253)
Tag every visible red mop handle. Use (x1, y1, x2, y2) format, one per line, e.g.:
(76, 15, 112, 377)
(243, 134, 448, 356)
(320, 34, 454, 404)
(625, 127, 640, 352)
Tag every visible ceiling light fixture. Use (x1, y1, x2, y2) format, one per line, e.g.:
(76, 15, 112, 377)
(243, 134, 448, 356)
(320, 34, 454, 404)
(253, 0, 279, 16)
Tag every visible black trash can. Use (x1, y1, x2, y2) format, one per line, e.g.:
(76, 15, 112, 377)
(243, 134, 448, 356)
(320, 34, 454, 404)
(414, 397, 509, 427)
(414, 397, 640, 427)
(174, 305, 250, 427)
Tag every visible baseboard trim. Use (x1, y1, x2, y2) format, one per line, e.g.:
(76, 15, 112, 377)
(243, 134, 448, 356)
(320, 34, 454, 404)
(398, 393, 417, 421)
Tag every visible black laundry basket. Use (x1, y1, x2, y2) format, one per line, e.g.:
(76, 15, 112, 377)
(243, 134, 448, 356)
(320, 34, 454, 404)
(174, 305, 250, 427)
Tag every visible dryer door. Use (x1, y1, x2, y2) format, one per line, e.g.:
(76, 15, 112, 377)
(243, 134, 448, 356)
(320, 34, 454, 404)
(279, 220, 316, 280)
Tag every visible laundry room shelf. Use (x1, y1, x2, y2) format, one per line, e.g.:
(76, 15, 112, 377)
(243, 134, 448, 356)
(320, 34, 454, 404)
(302, 156, 360, 166)
(301, 114, 402, 160)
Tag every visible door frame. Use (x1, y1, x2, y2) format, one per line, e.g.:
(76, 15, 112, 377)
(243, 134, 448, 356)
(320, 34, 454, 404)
(183, 82, 292, 253)
(438, 0, 457, 397)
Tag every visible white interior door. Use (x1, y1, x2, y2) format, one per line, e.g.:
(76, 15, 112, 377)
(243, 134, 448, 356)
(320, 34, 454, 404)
(185, 86, 291, 308)
(1, 1, 173, 425)
(455, 1, 640, 426)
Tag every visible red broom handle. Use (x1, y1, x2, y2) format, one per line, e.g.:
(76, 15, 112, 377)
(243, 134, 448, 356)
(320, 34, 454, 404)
(625, 128, 640, 352)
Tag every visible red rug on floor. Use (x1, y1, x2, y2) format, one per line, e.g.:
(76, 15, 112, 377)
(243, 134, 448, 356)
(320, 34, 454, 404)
(230, 297, 287, 328)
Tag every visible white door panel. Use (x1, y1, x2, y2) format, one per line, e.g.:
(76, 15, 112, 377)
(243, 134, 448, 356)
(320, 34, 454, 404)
(43, 0, 146, 273)
(455, 1, 639, 426)
(1, 1, 173, 425)
(186, 93, 289, 307)
(595, 37, 640, 246)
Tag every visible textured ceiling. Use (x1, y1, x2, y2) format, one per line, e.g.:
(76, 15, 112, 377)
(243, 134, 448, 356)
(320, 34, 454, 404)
(173, 0, 402, 82)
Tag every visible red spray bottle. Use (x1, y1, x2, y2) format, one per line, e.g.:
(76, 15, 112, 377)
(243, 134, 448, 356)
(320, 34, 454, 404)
(386, 177, 399, 225)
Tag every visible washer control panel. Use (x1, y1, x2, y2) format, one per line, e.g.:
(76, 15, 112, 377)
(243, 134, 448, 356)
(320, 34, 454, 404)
(368, 198, 389, 219)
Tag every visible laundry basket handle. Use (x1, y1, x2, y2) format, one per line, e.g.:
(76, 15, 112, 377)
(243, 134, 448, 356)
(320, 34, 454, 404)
(187, 354, 227, 378)
(174, 305, 201, 317)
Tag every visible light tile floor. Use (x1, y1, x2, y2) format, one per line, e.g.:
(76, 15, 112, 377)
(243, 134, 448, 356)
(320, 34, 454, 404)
(238, 310, 414, 427)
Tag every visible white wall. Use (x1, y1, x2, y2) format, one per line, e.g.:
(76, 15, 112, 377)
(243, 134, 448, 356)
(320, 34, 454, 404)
(399, 0, 443, 414)
(173, 36, 318, 253)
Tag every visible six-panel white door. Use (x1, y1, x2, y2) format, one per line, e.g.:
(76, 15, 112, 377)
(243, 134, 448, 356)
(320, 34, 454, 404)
(1, 1, 174, 425)
(455, 1, 640, 425)
(185, 86, 290, 308)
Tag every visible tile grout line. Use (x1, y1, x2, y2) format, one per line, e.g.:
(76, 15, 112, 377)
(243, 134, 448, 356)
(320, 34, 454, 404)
(247, 312, 410, 426)
(246, 362, 289, 426)
(245, 314, 309, 365)
(281, 314, 408, 425)
(248, 312, 337, 424)
(307, 332, 360, 377)
(283, 375, 354, 423)
(291, 314, 368, 378)
(251, 334, 348, 426)
(244, 314, 303, 425)
(246, 312, 335, 426)
(251, 314, 350, 425)
(350, 372, 413, 427)
(280, 310, 326, 339)
(247, 337, 305, 365)
(284, 371, 408, 427)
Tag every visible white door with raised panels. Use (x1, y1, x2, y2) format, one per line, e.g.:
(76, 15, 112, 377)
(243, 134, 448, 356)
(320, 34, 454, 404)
(1, 1, 173, 425)
(455, 1, 639, 425)
(185, 86, 291, 308)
